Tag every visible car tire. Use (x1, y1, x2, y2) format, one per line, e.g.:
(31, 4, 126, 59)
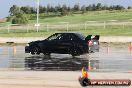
(71, 48, 78, 56)
(31, 46, 40, 55)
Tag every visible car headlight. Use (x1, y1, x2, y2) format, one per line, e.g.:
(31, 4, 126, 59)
(26, 43, 29, 46)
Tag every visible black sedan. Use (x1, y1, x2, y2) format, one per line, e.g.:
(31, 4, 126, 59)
(25, 33, 99, 56)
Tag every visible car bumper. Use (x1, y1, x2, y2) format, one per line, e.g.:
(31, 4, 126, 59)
(25, 46, 30, 53)
(89, 45, 99, 52)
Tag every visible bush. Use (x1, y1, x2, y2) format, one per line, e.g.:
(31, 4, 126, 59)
(12, 12, 28, 24)
(6, 16, 14, 22)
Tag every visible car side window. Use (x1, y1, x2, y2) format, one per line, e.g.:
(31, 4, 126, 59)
(57, 34, 73, 41)
(47, 34, 61, 40)
(63, 34, 71, 41)
(70, 34, 78, 41)
(57, 34, 67, 41)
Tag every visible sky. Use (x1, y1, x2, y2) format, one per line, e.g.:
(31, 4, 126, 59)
(0, 0, 132, 18)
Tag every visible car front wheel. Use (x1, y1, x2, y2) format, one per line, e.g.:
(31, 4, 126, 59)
(31, 46, 40, 55)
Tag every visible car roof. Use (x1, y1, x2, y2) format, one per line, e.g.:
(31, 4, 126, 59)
(55, 32, 86, 40)
(55, 32, 82, 35)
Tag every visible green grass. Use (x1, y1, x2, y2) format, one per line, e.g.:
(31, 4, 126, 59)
(0, 22, 10, 27)
(0, 30, 55, 37)
(1, 10, 132, 37)
(1, 27, 132, 37)
(80, 28, 132, 36)
(30, 10, 132, 24)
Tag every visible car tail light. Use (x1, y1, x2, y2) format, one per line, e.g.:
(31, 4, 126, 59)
(88, 40, 92, 46)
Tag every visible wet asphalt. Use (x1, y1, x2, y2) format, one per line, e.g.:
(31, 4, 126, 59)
(0, 43, 132, 72)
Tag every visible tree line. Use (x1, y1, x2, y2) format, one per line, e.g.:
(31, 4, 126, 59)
(8, 3, 131, 24)
(9, 3, 128, 15)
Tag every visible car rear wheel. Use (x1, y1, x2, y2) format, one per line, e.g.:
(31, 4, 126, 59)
(31, 46, 40, 55)
(71, 48, 78, 56)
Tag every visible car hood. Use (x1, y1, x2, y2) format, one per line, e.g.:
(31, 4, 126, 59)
(29, 39, 47, 44)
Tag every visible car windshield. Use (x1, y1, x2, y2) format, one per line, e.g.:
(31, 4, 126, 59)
(47, 33, 61, 40)
(76, 33, 86, 40)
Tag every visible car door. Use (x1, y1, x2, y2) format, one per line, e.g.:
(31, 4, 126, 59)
(55, 34, 71, 54)
(69, 34, 79, 49)
(69, 34, 85, 54)
(44, 33, 61, 53)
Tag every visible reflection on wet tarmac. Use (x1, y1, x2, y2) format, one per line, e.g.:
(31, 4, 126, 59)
(0, 43, 132, 72)
(25, 55, 99, 71)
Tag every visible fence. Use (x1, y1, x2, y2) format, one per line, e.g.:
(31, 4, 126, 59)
(0, 21, 132, 33)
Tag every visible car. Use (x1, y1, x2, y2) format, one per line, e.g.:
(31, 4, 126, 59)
(25, 32, 99, 56)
